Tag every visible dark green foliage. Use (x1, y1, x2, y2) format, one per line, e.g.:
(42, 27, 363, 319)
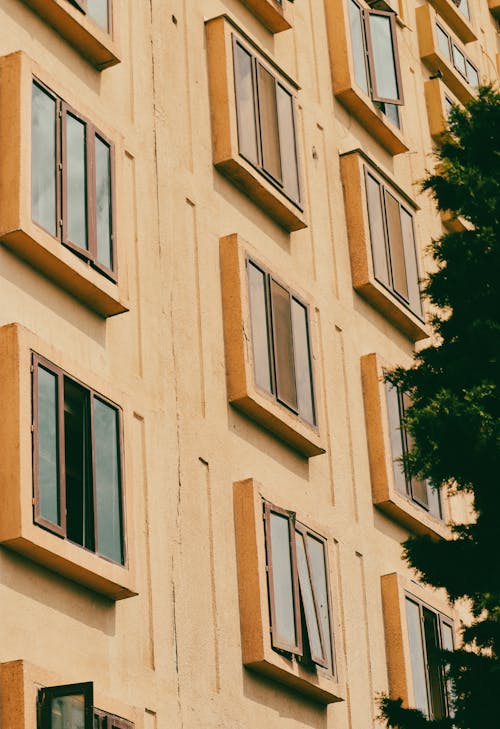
(379, 87, 500, 729)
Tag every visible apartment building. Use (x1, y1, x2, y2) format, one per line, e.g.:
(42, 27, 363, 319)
(0, 0, 498, 727)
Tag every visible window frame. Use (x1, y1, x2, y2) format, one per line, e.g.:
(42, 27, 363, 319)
(38, 682, 94, 729)
(32, 352, 126, 566)
(246, 256, 317, 426)
(32, 76, 117, 282)
(384, 379, 442, 519)
(232, 34, 302, 210)
(362, 6, 404, 107)
(263, 500, 333, 670)
(404, 594, 455, 720)
(363, 165, 422, 320)
(435, 22, 479, 87)
(94, 708, 134, 729)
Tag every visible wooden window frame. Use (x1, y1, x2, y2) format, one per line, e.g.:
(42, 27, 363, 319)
(263, 500, 333, 671)
(404, 594, 454, 720)
(246, 257, 317, 426)
(32, 77, 117, 282)
(38, 682, 94, 729)
(385, 380, 442, 519)
(32, 352, 126, 566)
(232, 35, 302, 209)
(363, 166, 422, 319)
(68, 0, 112, 33)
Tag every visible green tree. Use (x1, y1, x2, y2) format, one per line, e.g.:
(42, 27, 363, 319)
(379, 86, 500, 729)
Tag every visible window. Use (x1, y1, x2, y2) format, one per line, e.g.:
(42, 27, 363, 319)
(32, 79, 115, 279)
(364, 168, 422, 318)
(205, 16, 305, 232)
(347, 0, 403, 126)
(435, 23, 479, 87)
(405, 597, 454, 720)
(33, 353, 124, 565)
(455, 0, 469, 19)
(38, 683, 133, 729)
(385, 381, 442, 519)
(264, 501, 334, 672)
(68, 0, 111, 32)
(247, 259, 315, 425)
(232, 479, 343, 704)
(233, 37, 301, 207)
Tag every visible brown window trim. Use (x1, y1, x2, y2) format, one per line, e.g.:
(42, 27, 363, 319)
(404, 593, 455, 719)
(246, 256, 317, 425)
(32, 76, 117, 282)
(384, 378, 442, 519)
(232, 34, 302, 209)
(263, 500, 334, 671)
(363, 165, 423, 319)
(363, 7, 404, 106)
(94, 708, 134, 728)
(32, 352, 126, 566)
(435, 22, 479, 86)
(38, 682, 94, 729)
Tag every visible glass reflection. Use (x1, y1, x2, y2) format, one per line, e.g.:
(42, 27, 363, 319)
(270, 512, 296, 647)
(51, 693, 85, 729)
(66, 114, 88, 251)
(95, 136, 112, 269)
(94, 398, 123, 564)
(38, 366, 60, 525)
(369, 14, 399, 101)
(32, 83, 57, 236)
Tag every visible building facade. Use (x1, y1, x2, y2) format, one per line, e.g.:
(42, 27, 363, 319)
(0, 0, 498, 727)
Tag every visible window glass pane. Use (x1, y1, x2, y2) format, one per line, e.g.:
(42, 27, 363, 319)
(234, 43, 259, 166)
(87, 0, 109, 31)
(452, 44, 466, 78)
(51, 693, 85, 729)
(66, 114, 88, 251)
(385, 192, 408, 300)
(436, 25, 450, 60)
(423, 607, 446, 719)
(291, 299, 315, 424)
(257, 64, 282, 182)
(428, 483, 442, 519)
(269, 512, 297, 648)
(94, 397, 123, 564)
(64, 379, 93, 550)
(444, 96, 454, 118)
(385, 382, 407, 494)
(95, 136, 113, 270)
(466, 61, 479, 88)
(37, 366, 60, 525)
(441, 621, 455, 717)
(400, 207, 422, 315)
(366, 173, 390, 286)
(406, 598, 430, 716)
(382, 102, 400, 128)
(32, 82, 57, 236)
(296, 531, 324, 662)
(368, 13, 400, 102)
(270, 279, 297, 410)
(348, 0, 369, 95)
(247, 262, 272, 394)
(307, 534, 333, 671)
(276, 85, 300, 202)
(457, 0, 469, 18)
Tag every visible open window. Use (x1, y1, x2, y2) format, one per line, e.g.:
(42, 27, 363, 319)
(206, 15, 305, 231)
(0, 323, 136, 600)
(340, 150, 427, 341)
(33, 354, 125, 565)
(382, 573, 456, 721)
(220, 234, 324, 457)
(38, 682, 134, 729)
(325, 0, 407, 154)
(361, 353, 447, 538)
(20, 0, 119, 69)
(233, 479, 344, 704)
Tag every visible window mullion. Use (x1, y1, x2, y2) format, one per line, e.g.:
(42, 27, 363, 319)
(265, 273, 277, 397)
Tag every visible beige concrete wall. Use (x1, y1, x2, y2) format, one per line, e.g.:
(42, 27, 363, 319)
(0, 0, 496, 727)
